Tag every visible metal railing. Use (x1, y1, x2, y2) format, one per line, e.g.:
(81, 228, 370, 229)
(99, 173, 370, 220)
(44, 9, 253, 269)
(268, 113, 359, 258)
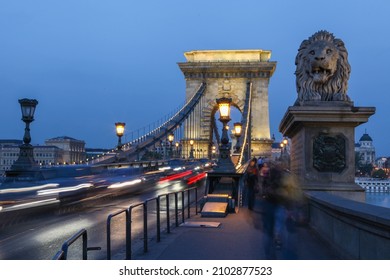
(106, 209, 130, 260)
(236, 82, 253, 169)
(105, 185, 200, 260)
(52, 174, 205, 260)
(52, 229, 101, 260)
(90, 83, 206, 164)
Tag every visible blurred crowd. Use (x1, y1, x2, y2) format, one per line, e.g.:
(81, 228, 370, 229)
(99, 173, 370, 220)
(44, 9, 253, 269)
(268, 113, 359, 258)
(244, 157, 305, 259)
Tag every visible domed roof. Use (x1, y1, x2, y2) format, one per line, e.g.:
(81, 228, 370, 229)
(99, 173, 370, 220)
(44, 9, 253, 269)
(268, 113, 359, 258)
(359, 133, 373, 142)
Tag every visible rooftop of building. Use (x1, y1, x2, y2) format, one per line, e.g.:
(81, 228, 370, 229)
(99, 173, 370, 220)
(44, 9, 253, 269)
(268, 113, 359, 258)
(46, 136, 85, 142)
(1, 144, 62, 149)
(359, 133, 373, 142)
(0, 139, 23, 144)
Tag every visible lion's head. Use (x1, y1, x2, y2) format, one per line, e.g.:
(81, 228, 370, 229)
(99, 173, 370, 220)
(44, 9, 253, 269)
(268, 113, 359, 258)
(295, 30, 351, 104)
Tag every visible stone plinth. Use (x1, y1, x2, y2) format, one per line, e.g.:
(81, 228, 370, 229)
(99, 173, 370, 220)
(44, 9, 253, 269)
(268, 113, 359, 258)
(279, 103, 375, 191)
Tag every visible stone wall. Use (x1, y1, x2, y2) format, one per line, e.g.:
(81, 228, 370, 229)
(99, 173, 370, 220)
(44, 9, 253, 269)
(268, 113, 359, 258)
(306, 191, 390, 259)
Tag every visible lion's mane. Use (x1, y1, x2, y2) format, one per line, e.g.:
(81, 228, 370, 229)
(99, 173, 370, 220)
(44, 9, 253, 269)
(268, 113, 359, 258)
(295, 30, 351, 104)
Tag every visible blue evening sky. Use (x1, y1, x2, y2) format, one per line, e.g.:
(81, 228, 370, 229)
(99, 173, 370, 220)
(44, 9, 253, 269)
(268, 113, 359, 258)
(0, 0, 389, 155)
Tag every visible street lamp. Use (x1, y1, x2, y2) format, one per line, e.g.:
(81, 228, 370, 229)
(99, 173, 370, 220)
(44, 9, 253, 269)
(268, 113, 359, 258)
(168, 133, 174, 143)
(189, 139, 194, 159)
(233, 122, 242, 153)
(175, 142, 179, 158)
(211, 145, 217, 159)
(281, 138, 290, 167)
(115, 122, 125, 150)
(280, 138, 288, 155)
(7, 98, 39, 180)
(280, 142, 285, 157)
(216, 97, 235, 171)
(19, 99, 38, 145)
(168, 133, 174, 158)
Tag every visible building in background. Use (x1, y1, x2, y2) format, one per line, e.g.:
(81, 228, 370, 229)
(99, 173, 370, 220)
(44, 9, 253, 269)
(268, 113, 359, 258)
(0, 140, 22, 174)
(376, 157, 388, 169)
(45, 136, 86, 164)
(33, 145, 64, 166)
(355, 132, 376, 166)
(1, 136, 87, 175)
(0, 139, 23, 147)
(0, 142, 64, 174)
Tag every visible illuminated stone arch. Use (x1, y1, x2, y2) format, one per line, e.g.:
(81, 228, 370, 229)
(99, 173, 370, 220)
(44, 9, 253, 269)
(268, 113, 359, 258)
(178, 50, 276, 158)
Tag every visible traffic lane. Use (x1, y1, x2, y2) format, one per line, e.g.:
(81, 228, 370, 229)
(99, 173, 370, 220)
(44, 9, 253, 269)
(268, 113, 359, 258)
(0, 162, 209, 217)
(0, 178, 201, 260)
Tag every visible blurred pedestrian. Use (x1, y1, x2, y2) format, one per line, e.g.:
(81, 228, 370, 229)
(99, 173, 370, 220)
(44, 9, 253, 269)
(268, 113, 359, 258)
(260, 162, 270, 197)
(257, 157, 264, 169)
(244, 158, 259, 210)
(261, 163, 302, 259)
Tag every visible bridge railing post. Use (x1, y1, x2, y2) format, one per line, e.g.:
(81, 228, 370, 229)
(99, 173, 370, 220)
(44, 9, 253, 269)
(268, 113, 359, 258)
(106, 208, 129, 260)
(166, 193, 171, 234)
(174, 192, 179, 227)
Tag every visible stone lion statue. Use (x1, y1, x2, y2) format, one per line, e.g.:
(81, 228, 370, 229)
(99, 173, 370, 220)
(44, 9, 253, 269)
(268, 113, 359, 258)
(295, 30, 351, 104)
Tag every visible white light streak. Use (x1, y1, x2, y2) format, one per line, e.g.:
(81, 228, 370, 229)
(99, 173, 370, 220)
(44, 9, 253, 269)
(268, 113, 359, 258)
(0, 183, 59, 194)
(37, 183, 93, 196)
(108, 179, 142, 189)
(3, 198, 59, 212)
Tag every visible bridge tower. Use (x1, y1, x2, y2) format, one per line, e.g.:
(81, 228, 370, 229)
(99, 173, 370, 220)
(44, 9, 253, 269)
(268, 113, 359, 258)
(178, 50, 276, 159)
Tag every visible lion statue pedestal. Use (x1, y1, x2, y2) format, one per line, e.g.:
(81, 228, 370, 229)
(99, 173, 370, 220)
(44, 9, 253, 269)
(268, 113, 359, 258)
(279, 31, 375, 194)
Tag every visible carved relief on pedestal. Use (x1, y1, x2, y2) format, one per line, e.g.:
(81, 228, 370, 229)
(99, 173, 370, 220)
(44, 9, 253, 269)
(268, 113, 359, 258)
(313, 133, 346, 173)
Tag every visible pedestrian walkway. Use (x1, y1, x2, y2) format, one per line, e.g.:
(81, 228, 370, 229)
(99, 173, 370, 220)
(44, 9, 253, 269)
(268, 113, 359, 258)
(132, 197, 341, 260)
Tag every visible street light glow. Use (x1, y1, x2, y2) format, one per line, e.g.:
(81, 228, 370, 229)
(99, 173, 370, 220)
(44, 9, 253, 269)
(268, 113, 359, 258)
(233, 122, 242, 137)
(115, 122, 125, 137)
(216, 97, 232, 121)
(168, 133, 174, 143)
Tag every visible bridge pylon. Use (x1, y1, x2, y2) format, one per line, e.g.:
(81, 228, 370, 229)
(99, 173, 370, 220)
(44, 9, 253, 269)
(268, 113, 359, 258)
(178, 50, 277, 160)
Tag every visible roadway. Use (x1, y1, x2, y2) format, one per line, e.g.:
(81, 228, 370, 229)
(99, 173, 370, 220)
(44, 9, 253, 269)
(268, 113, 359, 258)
(0, 161, 208, 260)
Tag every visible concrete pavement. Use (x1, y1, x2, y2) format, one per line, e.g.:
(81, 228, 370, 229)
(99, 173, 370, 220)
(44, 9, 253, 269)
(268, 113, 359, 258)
(131, 196, 341, 260)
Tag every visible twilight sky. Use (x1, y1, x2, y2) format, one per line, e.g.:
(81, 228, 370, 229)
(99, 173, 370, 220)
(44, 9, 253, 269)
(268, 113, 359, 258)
(0, 0, 389, 156)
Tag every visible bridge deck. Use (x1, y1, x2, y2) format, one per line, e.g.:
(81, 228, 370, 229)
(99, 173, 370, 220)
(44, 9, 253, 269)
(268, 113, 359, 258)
(127, 196, 341, 260)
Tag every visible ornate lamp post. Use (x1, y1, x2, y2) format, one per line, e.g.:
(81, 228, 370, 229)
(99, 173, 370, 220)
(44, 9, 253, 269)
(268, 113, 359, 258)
(281, 138, 290, 167)
(215, 97, 235, 171)
(115, 122, 125, 150)
(280, 138, 288, 156)
(20, 99, 38, 145)
(189, 139, 194, 159)
(175, 142, 179, 158)
(168, 133, 174, 158)
(233, 122, 242, 153)
(280, 142, 285, 158)
(7, 99, 39, 180)
(211, 145, 217, 159)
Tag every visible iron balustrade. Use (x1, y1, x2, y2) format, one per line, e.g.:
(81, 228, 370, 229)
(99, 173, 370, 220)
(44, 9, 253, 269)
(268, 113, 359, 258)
(53, 177, 204, 260)
(106, 209, 130, 260)
(89, 83, 206, 164)
(52, 229, 101, 260)
(105, 185, 200, 260)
